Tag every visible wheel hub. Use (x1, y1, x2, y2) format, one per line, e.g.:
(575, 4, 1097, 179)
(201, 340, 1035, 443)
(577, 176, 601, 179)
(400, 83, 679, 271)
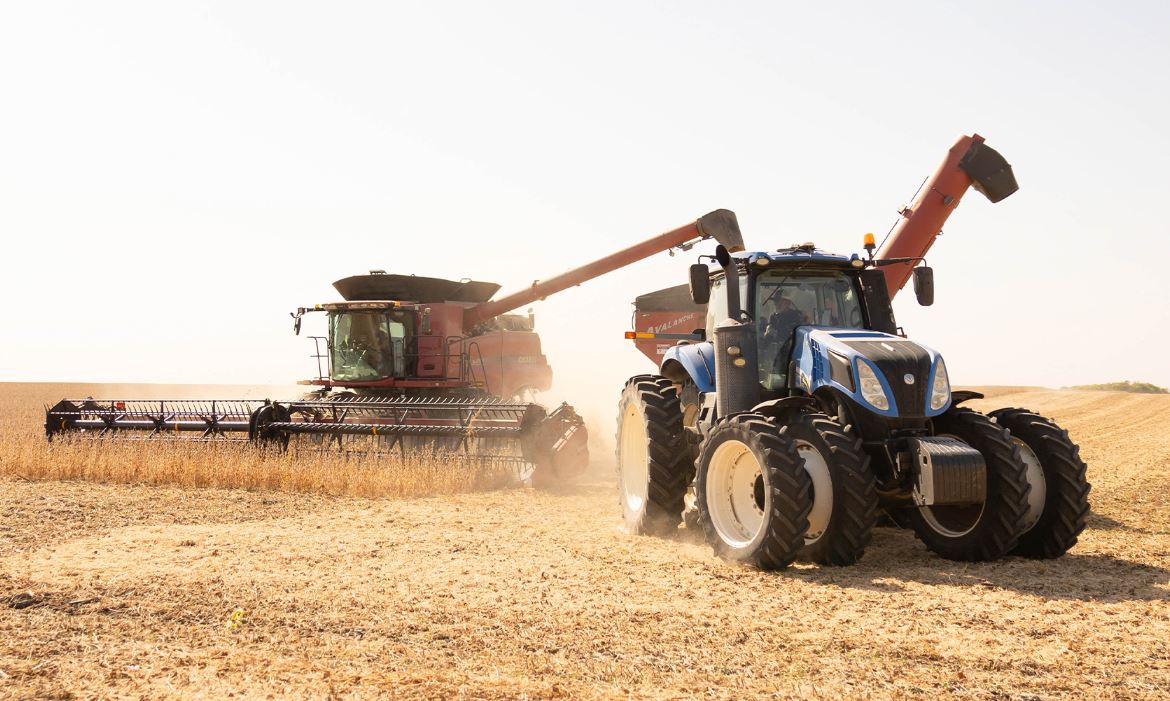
(1013, 437, 1047, 534)
(707, 439, 766, 547)
(796, 440, 834, 543)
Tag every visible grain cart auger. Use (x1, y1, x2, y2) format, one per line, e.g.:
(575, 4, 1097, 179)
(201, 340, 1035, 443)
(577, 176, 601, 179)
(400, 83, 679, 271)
(46, 210, 746, 485)
(618, 133, 1090, 568)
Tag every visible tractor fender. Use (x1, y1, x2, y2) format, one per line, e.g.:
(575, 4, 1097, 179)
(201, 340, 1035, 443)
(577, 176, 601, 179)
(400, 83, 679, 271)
(950, 390, 985, 406)
(660, 342, 716, 393)
(751, 396, 819, 422)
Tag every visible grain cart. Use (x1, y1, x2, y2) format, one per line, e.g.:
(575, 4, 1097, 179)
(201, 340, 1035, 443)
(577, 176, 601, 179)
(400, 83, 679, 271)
(618, 135, 1090, 567)
(46, 213, 745, 483)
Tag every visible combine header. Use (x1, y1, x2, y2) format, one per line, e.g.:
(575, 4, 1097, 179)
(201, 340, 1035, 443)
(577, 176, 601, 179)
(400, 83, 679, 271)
(46, 211, 745, 483)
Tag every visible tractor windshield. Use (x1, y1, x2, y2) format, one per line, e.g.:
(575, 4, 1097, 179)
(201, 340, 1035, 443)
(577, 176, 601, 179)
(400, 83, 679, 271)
(755, 271, 864, 390)
(328, 311, 412, 382)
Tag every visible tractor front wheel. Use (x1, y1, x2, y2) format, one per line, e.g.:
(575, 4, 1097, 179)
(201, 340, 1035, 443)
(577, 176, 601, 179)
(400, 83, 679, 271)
(990, 408, 1090, 558)
(908, 408, 1030, 561)
(615, 376, 691, 536)
(696, 414, 812, 569)
(785, 412, 877, 566)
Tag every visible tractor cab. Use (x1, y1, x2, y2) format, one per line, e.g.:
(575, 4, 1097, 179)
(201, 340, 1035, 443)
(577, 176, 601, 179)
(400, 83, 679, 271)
(713, 261, 869, 391)
(633, 245, 918, 398)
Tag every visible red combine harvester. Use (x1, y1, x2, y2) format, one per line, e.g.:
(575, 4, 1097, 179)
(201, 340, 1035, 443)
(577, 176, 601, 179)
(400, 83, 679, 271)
(45, 212, 745, 482)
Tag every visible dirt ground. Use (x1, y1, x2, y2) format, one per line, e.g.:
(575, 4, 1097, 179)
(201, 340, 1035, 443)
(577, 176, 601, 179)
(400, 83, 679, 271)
(2, 386, 1168, 699)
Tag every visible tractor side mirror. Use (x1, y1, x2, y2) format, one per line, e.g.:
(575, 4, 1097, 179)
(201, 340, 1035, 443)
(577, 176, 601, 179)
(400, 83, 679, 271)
(689, 264, 711, 305)
(913, 266, 935, 306)
(291, 310, 303, 336)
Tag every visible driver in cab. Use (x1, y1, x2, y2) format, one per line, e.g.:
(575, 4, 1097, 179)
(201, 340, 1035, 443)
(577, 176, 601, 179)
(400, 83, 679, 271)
(764, 296, 807, 345)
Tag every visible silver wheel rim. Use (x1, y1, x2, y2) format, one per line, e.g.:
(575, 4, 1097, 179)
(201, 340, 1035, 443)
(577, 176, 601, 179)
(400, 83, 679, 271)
(1014, 437, 1046, 533)
(618, 402, 649, 525)
(707, 439, 766, 548)
(796, 439, 833, 544)
(919, 432, 985, 538)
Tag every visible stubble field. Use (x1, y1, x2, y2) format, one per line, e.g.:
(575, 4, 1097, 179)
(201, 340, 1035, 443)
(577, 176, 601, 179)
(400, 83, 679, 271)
(2, 383, 1168, 699)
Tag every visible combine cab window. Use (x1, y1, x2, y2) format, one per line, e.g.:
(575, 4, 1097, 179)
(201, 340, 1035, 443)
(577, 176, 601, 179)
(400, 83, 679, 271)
(328, 311, 412, 382)
(755, 272, 864, 390)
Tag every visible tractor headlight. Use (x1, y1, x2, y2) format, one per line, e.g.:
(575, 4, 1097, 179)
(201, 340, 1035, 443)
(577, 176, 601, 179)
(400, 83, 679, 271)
(856, 361, 890, 411)
(930, 357, 951, 411)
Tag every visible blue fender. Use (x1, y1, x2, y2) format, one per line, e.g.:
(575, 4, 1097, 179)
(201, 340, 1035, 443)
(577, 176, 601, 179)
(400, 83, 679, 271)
(660, 342, 716, 393)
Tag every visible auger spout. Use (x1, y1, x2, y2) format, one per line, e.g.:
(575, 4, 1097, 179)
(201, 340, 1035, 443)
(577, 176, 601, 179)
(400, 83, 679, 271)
(876, 134, 1017, 299)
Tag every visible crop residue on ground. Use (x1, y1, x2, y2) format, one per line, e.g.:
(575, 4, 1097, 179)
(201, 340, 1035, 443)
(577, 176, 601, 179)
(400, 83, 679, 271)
(1, 384, 1169, 699)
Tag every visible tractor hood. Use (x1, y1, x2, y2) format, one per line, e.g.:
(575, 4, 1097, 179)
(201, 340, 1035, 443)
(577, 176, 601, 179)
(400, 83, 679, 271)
(792, 328, 950, 419)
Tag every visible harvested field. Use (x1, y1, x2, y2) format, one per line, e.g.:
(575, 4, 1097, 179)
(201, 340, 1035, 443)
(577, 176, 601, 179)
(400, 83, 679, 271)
(2, 384, 1169, 699)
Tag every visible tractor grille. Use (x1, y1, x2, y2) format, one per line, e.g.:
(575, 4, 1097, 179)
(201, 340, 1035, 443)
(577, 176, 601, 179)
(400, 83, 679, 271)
(843, 339, 933, 417)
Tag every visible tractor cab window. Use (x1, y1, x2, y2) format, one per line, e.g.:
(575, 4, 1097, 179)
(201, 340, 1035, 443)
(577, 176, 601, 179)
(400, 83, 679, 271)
(328, 311, 412, 382)
(755, 271, 864, 390)
(704, 274, 750, 339)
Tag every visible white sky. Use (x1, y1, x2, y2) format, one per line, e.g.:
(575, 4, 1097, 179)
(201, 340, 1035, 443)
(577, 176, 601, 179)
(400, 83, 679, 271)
(3, 1, 1168, 422)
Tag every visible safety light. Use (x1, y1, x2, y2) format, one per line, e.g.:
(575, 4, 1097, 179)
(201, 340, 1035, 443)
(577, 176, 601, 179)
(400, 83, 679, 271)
(863, 232, 877, 260)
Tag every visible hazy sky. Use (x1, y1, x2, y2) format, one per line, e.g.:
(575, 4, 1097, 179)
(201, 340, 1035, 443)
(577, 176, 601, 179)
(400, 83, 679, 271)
(3, 1, 1168, 421)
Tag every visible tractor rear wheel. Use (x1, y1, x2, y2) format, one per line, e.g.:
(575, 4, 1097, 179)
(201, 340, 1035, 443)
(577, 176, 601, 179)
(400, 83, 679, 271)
(696, 414, 812, 569)
(990, 408, 1090, 558)
(615, 376, 691, 536)
(908, 408, 1030, 561)
(784, 412, 877, 566)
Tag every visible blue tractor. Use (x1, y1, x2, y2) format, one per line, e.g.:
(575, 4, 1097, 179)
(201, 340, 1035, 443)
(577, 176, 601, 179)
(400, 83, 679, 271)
(616, 136, 1090, 568)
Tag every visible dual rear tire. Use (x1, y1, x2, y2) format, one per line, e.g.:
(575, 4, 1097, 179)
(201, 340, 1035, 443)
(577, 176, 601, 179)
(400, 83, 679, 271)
(904, 408, 1031, 561)
(617, 377, 877, 569)
(695, 411, 877, 569)
(989, 408, 1090, 558)
(898, 407, 1090, 561)
(617, 379, 1088, 566)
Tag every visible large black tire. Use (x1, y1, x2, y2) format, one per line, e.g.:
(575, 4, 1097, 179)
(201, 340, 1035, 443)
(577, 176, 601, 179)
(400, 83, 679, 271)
(615, 376, 691, 536)
(783, 412, 877, 566)
(907, 408, 1030, 561)
(990, 408, 1091, 558)
(695, 414, 812, 569)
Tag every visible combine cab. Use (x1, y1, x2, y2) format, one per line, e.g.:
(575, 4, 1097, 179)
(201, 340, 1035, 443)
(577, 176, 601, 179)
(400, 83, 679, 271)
(47, 212, 747, 484)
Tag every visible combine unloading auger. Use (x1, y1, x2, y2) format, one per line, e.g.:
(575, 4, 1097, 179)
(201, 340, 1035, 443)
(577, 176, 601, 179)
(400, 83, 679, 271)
(46, 210, 744, 484)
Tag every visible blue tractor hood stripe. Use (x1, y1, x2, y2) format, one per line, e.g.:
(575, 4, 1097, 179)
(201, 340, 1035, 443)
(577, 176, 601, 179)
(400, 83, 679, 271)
(792, 328, 950, 418)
